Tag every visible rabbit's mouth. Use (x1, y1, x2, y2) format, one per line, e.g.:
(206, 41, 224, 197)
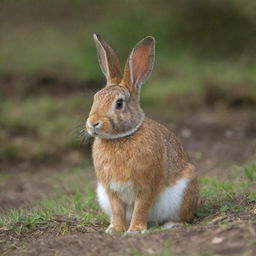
(87, 128, 112, 139)
(86, 125, 112, 138)
(86, 126, 100, 137)
(86, 118, 111, 138)
(88, 129, 97, 136)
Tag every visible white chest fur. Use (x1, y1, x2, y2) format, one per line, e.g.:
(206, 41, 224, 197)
(108, 180, 135, 205)
(96, 181, 135, 219)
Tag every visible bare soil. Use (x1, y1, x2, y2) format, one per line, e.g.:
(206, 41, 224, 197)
(1, 204, 255, 256)
(15, 210, 256, 256)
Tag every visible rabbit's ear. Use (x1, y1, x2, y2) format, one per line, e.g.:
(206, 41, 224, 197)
(122, 36, 155, 93)
(93, 34, 122, 85)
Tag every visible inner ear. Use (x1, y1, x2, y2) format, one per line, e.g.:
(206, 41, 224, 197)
(122, 36, 155, 92)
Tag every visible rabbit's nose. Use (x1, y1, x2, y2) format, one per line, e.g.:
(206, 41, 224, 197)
(92, 122, 100, 128)
(87, 120, 101, 129)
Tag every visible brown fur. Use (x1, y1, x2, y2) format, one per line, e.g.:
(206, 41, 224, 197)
(87, 34, 200, 233)
(106, 190, 126, 232)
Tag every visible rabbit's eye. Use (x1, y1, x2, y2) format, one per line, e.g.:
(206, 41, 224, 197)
(115, 99, 124, 110)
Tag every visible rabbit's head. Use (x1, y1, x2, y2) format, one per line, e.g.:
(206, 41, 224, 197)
(86, 34, 155, 139)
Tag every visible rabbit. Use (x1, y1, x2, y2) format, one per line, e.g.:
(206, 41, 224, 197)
(86, 34, 200, 234)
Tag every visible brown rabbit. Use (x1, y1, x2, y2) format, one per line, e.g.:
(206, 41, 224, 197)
(86, 34, 200, 234)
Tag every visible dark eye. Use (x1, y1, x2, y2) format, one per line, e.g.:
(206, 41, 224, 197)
(116, 99, 124, 110)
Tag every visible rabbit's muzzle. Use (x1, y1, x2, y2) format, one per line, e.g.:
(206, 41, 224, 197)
(86, 113, 112, 137)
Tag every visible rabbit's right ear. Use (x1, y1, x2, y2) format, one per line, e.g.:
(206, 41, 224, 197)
(93, 34, 122, 85)
(122, 36, 155, 94)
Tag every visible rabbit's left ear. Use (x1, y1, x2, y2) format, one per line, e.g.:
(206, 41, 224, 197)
(122, 36, 155, 93)
(93, 34, 122, 85)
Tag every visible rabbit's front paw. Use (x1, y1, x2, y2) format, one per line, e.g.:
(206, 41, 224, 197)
(127, 224, 147, 234)
(105, 223, 126, 234)
(105, 224, 114, 234)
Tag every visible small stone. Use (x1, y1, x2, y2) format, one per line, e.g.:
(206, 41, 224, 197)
(225, 130, 233, 138)
(181, 128, 191, 138)
(146, 248, 154, 254)
(211, 237, 224, 244)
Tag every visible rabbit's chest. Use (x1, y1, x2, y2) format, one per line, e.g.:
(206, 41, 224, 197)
(108, 180, 135, 205)
(92, 136, 161, 186)
(93, 140, 137, 182)
(95, 157, 135, 185)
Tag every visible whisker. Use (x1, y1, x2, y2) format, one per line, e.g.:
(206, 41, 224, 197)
(71, 120, 91, 146)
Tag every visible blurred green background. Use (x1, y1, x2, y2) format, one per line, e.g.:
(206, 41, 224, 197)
(0, 0, 255, 166)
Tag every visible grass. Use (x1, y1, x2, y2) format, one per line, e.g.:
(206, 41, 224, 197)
(1, 28, 255, 90)
(243, 163, 256, 182)
(197, 163, 256, 217)
(3, 189, 104, 236)
(0, 166, 107, 234)
(0, 1, 255, 91)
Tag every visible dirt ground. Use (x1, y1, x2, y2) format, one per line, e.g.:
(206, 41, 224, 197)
(0, 77, 256, 256)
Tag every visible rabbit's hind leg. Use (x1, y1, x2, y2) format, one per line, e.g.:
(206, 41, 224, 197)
(148, 178, 189, 224)
(178, 174, 200, 222)
(158, 174, 199, 229)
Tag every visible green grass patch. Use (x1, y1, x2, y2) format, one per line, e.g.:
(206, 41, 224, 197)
(197, 163, 256, 217)
(0, 167, 107, 234)
(0, 29, 88, 78)
(243, 163, 256, 182)
(0, 189, 104, 236)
